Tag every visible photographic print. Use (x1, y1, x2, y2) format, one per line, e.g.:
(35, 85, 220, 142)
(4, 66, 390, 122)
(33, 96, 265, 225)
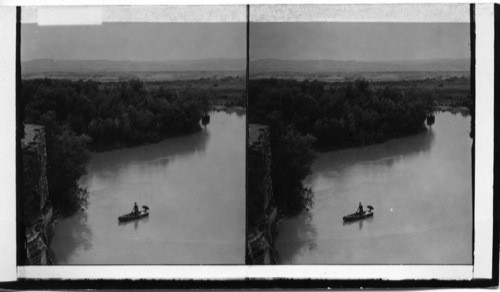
(1, 2, 494, 285)
(247, 5, 474, 265)
(19, 6, 246, 265)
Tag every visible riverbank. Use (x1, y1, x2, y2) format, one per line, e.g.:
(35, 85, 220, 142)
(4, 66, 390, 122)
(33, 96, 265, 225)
(91, 126, 203, 152)
(91, 107, 246, 153)
(246, 124, 278, 264)
(212, 105, 246, 113)
(434, 105, 470, 115)
(22, 125, 54, 265)
(313, 105, 471, 153)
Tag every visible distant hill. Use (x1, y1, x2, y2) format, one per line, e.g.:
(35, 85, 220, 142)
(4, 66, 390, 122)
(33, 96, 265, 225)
(22, 58, 470, 78)
(250, 58, 470, 73)
(22, 58, 246, 74)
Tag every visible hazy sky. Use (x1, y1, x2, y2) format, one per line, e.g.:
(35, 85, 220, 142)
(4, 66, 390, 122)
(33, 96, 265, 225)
(250, 22, 470, 61)
(22, 22, 246, 61)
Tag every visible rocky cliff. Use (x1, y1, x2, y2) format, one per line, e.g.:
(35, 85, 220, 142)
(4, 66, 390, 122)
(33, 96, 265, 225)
(22, 124, 53, 265)
(246, 124, 278, 264)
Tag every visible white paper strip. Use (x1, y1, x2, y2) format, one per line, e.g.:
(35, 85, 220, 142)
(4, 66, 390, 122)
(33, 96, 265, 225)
(0, 6, 17, 283)
(250, 4, 470, 23)
(22, 5, 246, 24)
(37, 6, 103, 25)
(473, 3, 494, 280)
(18, 265, 473, 281)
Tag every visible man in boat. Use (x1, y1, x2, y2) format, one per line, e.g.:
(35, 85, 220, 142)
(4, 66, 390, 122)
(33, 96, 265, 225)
(132, 202, 139, 215)
(356, 202, 364, 214)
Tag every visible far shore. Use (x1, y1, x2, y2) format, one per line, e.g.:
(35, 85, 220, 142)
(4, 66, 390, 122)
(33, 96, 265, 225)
(212, 105, 246, 113)
(434, 105, 470, 115)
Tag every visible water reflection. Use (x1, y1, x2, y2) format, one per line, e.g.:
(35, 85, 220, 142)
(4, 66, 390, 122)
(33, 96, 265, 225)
(85, 127, 210, 176)
(50, 210, 92, 264)
(117, 215, 150, 230)
(342, 215, 374, 230)
(311, 129, 435, 176)
(215, 107, 246, 117)
(275, 211, 317, 264)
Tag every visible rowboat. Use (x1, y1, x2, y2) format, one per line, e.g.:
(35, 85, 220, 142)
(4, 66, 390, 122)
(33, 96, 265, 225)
(118, 210, 149, 223)
(343, 210, 373, 222)
(343, 204, 374, 222)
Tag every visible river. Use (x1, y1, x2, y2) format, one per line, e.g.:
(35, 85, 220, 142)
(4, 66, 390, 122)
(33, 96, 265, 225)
(275, 111, 473, 265)
(50, 110, 246, 265)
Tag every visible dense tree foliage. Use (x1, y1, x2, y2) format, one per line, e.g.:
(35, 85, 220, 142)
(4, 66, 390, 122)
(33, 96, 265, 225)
(22, 78, 208, 215)
(247, 142, 270, 229)
(40, 111, 92, 215)
(371, 76, 471, 109)
(247, 119, 316, 224)
(249, 78, 434, 150)
(22, 79, 206, 150)
(267, 112, 316, 216)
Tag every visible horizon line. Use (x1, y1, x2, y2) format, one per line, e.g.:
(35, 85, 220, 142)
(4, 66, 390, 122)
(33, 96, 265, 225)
(250, 57, 471, 63)
(22, 57, 470, 63)
(22, 57, 247, 63)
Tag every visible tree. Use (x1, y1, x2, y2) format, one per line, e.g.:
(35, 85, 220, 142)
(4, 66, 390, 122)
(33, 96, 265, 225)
(426, 114, 435, 128)
(41, 112, 91, 215)
(268, 112, 316, 216)
(249, 78, 431, 150)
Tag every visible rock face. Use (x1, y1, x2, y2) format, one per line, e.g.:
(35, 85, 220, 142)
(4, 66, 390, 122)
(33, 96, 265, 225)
(246, 124, 278, 264)
(22, 124, 53, 265)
